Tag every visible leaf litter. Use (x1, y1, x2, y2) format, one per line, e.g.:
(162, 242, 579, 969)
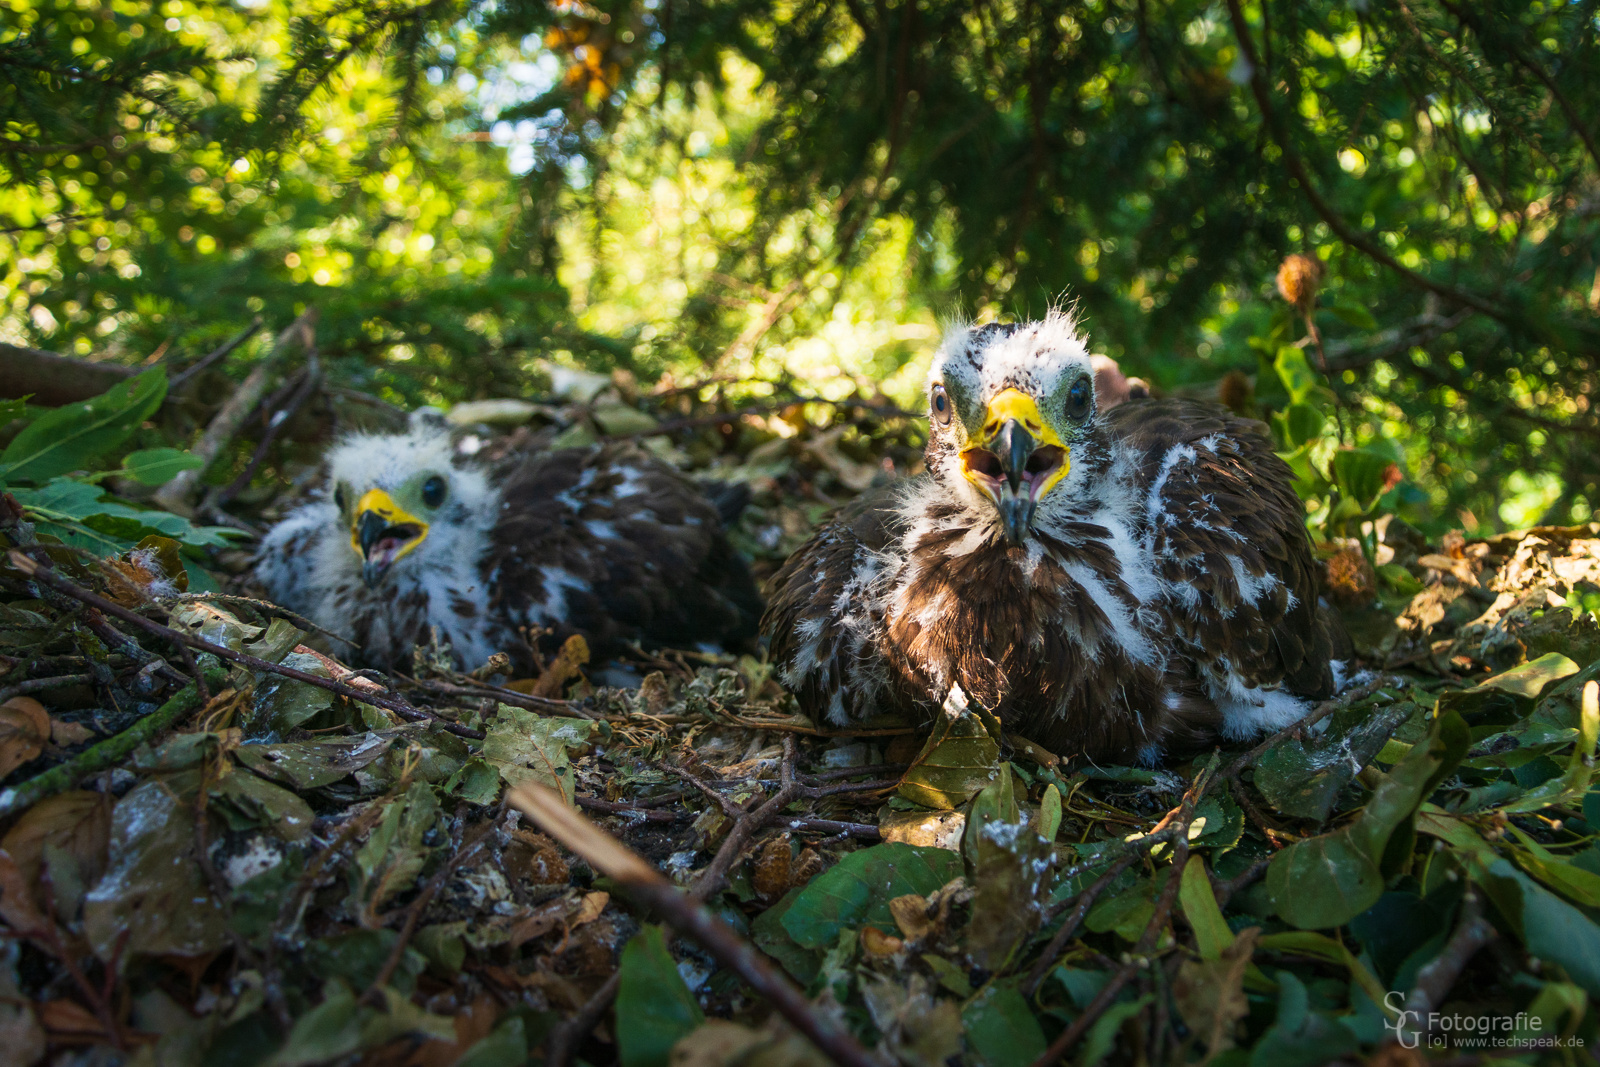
(0, 386, 1598, 1067)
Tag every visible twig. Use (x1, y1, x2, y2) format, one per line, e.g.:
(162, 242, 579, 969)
(7, 550, 485, 740)
(156, 592, 358, 651)
(606, 398, 919, 442)
(1222, 0, 1505, 324)
(1231, 777, 1293, 849)
(364, 819, 497, 1001)
(210, 355, 322, 510)
(405, 675, 588, 719)
(1022, 853, 1141, 997)
(1030, 962, 1139, 1067)
(0, 672, 92, 704)
(546, 971, 621, 1067)
(690, 736, 804, 902)
(155, 309, 316, 514)
(167, 317, 265, 392)
(1215, 676, 1391, 785)
(508, 781, 878, 1067)
(0, 675, 218, 819)
(1027, 759, 1214, 1064)
(1212, 856, 1272, 909)
(1391, 891, 1497, 1049)
(577, 795, 687, 823)
(781, 817, 881, 839)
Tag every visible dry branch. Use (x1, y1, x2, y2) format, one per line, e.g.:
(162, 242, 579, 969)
(155, 308, 317, 515)
(508, 780, 878, 1067)
(0, 343, 136, 406)
(7, 549, 485, 740)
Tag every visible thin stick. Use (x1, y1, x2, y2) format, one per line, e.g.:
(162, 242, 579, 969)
(405, 675, 588, 719)
(508, 781, 878, 1067)
(168, 317, 264, 391)
(0, 677, 215, 819)
(1022, 853, 1141, 997)
(0, 673, 92, 704)
(156, 309, 316, 514)
(7, 550, 484, 740)
(364, 820, 496, 1001)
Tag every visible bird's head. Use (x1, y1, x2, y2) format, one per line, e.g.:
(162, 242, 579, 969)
(323, 419, 496, 588)
(925, 312, 1101, 545)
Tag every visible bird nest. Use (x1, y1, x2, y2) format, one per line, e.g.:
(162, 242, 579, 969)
(2, 470, 1598, 1066)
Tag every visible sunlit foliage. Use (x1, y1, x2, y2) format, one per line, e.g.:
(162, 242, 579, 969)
(3, 0, 1596, 531)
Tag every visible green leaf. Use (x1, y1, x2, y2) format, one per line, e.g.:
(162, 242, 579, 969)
(1268, 711, 1469, 928)
(235, 736, 395, 791)
(615, 925, 703, 1067)
(481, 708, 596, 805)
(1326, 300, 1379, 331)
(82, 778, 229, 961)
(1179, 856, 1234, 960)
(962, 982, 1047, 1067)
(1330, 448, 1398, 513)
(1475, 859, 1600, 996)
(1038, 782, 1062, 842)
(10, 477, 238, 554)
(1254, 699, 1414, 821)
(964, 772, 1051, 970)
(780, 843, 963, 950)
(455, 1018, 528, 1067)
(751, 887, 825, 985)
(0, 397, 29, 427)
(1077, 995, 1151, 1067)
(1475, 652, 1580, 699)
(268, 980, 362, 1067)
(1272, 402, 1326, 449)
(0, 368, 166, 484)
(1247, 971, 1358, 1067)
(1264, 830, 1384, 931)
(898, 687, 1002, 810)
(1273, 346, 1320, 404)
(120, 447, 205, 486)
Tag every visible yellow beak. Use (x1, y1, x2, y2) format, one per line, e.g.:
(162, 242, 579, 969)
(960, 388, 1071, 544)
(350, 488, 429, 586)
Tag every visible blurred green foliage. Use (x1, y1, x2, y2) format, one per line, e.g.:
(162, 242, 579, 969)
(2, 0, 1596, 533)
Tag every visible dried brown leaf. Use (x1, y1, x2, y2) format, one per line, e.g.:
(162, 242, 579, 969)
(533, 634, 591, 698)
(1173, 926, 1261, 1063)
(48, 719, 95, 746)
(752, 833, 793, 901)
(0, 789, 111, 892)
(0, 697, 50, 778)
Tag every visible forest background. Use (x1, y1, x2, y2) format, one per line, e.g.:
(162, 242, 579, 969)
(4, 0, 1597, 539)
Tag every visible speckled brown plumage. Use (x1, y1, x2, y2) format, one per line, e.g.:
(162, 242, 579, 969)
(763, 315, 1342, 765)
(257, 421, 761, 672)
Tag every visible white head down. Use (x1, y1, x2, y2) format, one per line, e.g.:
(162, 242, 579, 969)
(321, 416, 498, 588)
(924, 310, 1103, 544)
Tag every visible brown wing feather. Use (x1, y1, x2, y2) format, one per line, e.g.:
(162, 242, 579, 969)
(762, 486, 906, 722)
(1104, 397, 1337, 699)
(486, 443, 761, 662)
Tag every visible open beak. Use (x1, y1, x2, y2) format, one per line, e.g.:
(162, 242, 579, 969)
(350, 488, 429, 587)
(961, 388, 1070, 545)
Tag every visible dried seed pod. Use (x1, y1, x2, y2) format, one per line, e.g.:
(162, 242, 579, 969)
(1324, 543, 1377, 608)
(1276, 253, 1324, 310)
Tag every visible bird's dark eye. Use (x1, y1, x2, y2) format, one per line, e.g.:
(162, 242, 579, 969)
(421, 475, 447, 508)
(1066, 377, 1093, 421)
(930, 384, 953, 426)
(334, 484, 348, 511)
